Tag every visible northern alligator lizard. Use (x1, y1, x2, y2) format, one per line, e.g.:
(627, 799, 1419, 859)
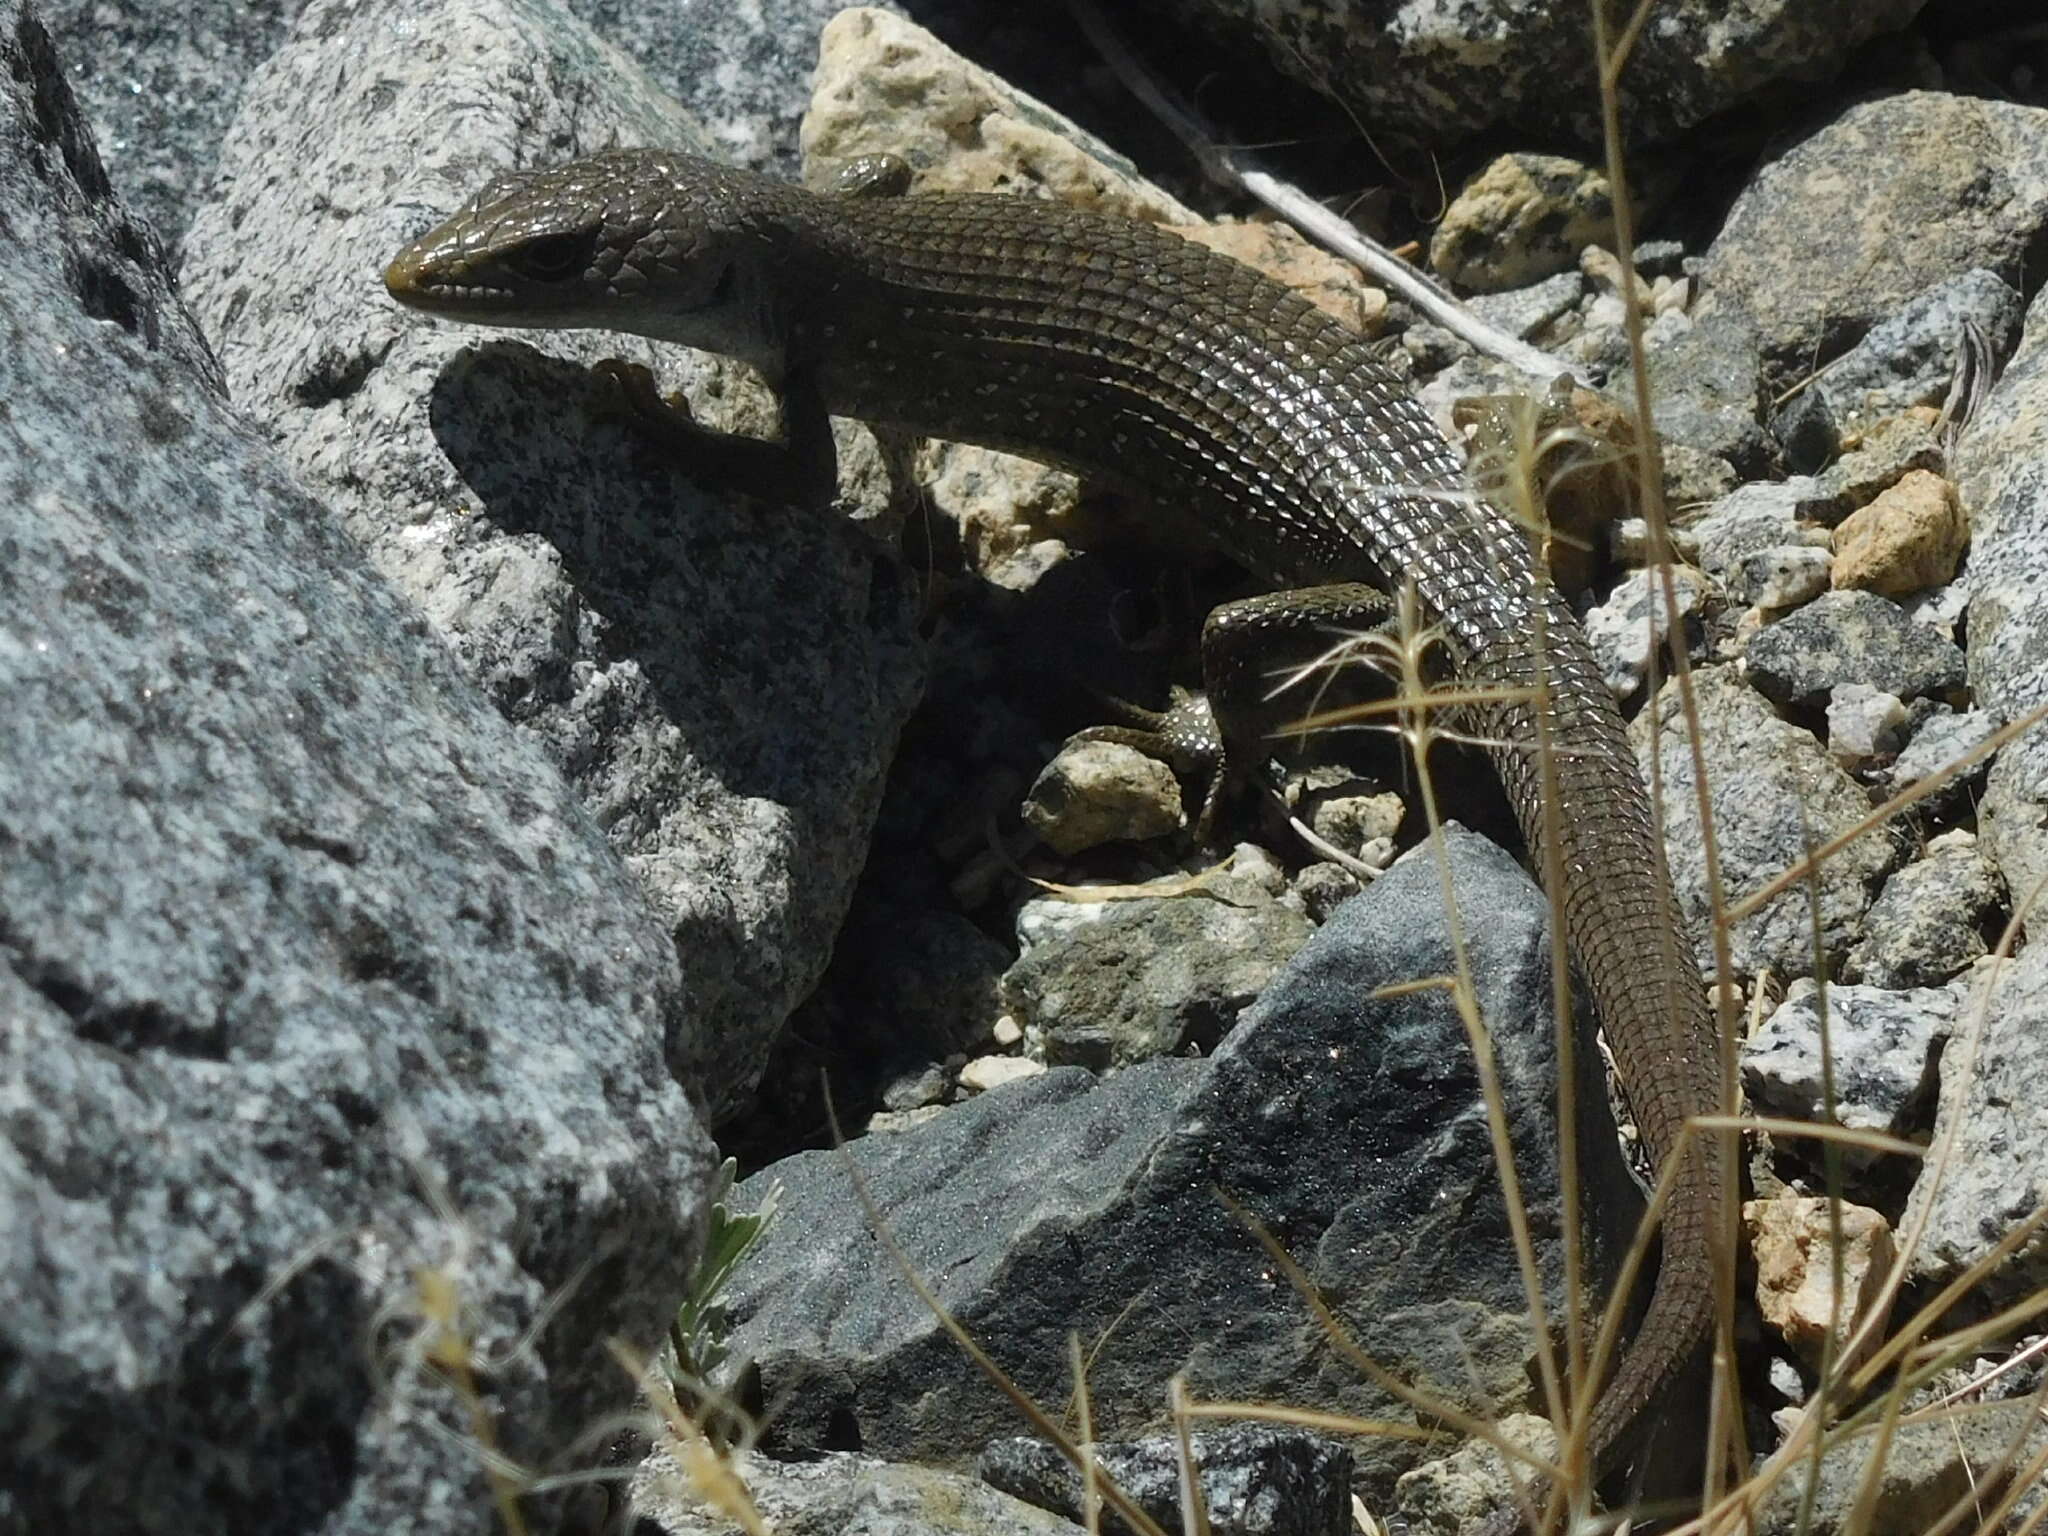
(383, 149, 1726, 1527)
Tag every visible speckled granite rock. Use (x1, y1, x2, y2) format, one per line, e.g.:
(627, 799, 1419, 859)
(0, 8, 716, 1531)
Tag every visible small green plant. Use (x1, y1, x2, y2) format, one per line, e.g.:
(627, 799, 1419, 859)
(667, 1158, 781, 1438)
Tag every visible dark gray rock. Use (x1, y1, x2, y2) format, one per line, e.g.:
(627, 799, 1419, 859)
(1632, 667, 1902, 981)
(0, 7, 716, 1532)
(1741, 980, 1959, 1170)
(1003, 888, 1315, 1070)
(177, 0, 925, 1118)
(1640, 312, 1775, 475)
(1147, 0, 1922, 149)
(1743, 591, 1967, 709)
(981, 1426, 1352, 1536)
(1843, 834, 2005, 988)
(719, 829, 1622, 1495)
(1955, 280, 2048, 919)
(1697, 92, 2048, 396)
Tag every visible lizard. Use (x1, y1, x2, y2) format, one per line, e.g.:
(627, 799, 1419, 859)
(383, 147, 1727, 1529)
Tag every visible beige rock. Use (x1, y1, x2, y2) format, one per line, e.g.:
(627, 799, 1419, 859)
(1022, 739, 1186, 854)
(958, 1054, 1045, 1093)
(803, 7, 1197, 223)
(1431, 152, 1613, 293)
(1746, 1193, 1897, 1370)
(1831, 469, 1968, 595)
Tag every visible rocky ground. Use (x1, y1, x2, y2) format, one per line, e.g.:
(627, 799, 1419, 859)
(6, 1, 2048, 1533)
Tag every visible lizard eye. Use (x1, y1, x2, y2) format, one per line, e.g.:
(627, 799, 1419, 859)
(508, 230, 593, 284)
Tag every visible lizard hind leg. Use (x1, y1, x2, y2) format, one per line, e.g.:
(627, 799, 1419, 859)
(1069, 581, 1405, 844)
(1196, 581, 1405, 821)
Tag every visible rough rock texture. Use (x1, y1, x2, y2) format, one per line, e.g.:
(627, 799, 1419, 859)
(1632, 667, 1902, 981)
(1903, 946, 2048, 1307)
(1955, 280, 2048, 917)
(178, 0, 925, 1118)
(1697, 92, 2048, 396)
(982, 1427, 1353, 1536)
(1003, 884, 1315, 1070)
(36, 0, 904, 252)
(633, 1443, 1088, 1536)
(1741, 979, 1957, 1170)
(804, 7, 1197, 221)
(1745, 1195, 1896, 1370)
(1842, 833, 2004, 989)
(0, 6, 716, 1532)
(719, 829, 1621, 1497)
(1756, 1399, 2048, 1536)
(1742, 590, 1967, 709)
(1151, 0, 1925, 151)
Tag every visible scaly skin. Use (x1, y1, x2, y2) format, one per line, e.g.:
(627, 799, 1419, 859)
(385, 149, 1726, 1524)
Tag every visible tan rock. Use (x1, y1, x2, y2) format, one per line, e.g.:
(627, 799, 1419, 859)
(1431, 152, 1613, 293)
(803, 7, 1198, 223)
(1831, 469, 1967, 595)
(958, 1054, 1045, 1093)
(1746, 1193, 1897, 1370)
(1022, 739, 1186, 854)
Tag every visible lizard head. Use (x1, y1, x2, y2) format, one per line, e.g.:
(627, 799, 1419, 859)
(383, 149, 788, 374)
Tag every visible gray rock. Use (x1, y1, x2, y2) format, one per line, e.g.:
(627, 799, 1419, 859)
(1581, 564, 1709, 699)
(1741, 980, 1959, 1169)
(177, 0, 924, 1117)
(1806, 268, 2025, 436)
(719, 829, 1623, 1495)
(1756, 1398, 2048, 1535)
(1686, 478, 1833, 581)
(38, 0, 902, 254)
(1824, 683, 1907, 766)
(1843, 833, 2005, 989)
(1633, 240, 1687, 278)
(1697, 93, 2048, 395)
(36, 0, 307, 254)
(1903, 942, 2048, 1307)
(1463, 269, 1588, 340)
(1955, 280, 2048, 920)
(1732, 545, 1832, 612)
(633, 1445, 1087, 1536)
(1640, 311, 1775, 474)
(1003, 889, 1315, 1071)
(1888, 706, 2000, 814)
(1146, 0, 1921, 149)
(1743, 591, 1967, 709)
(1632, 667, 1902, 981)
(589, 0, 905, 179)
(981, 1426, 1352, 1536)
(0, 8, 716, 1532)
